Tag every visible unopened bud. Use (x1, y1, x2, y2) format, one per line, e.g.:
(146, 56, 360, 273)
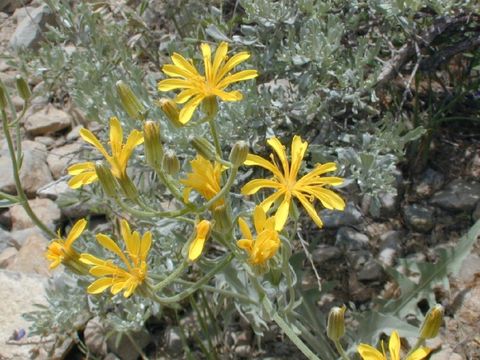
(95, 161, 118, 198)
(190, 136, 216, 161)
(327, 305, 346, 341)
(15, 75, 31, 101)
(158, 98, 182, 127)
(0, 86, 7, 111)
(162, 150, 180, 176)
(229, 141, 249, 168)
(419, 304, 443, 339)
(116, 80, 145, 120)
(118, 174, 139, 200)
(143, 120, 164, 168)
(212, 205, 230, 232)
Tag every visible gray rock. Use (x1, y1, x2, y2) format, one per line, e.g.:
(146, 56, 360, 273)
(1, 0, 24, 13)
(0, 209, 12, 229)
(47, 142, 81, 179)
(107, 329, 151, 360)
(335, 227, 369, 250)
(430, 179, 480, 211)
(0, 140, 53, 197)
(457, 254, 480, 284)
(378, 247, 397, 267)
(66, 124, 83, 141)
(13, 6, 37, 23)
(414, 168, 445, 198)
(36, 179, 70, 200)
(24, 105, 72, 136)
(9, 5, 56, 50)
(0, 228, 14, 252)
(403, 204, 435, 233)
(430, 348, 463, 360)
(0, 270, 47, 360)
(473, 201, 480, 221)
(9, 197, 60, 231)
(319, 202, 362, 228)
(368, 190, 399, 219)
(0, 247, 18, 268)
(34, 135, 55, 147)
(377, 230, 403, 266)
(312, 245, 342, 265)
(7, 233, 50, 275)
(165, 326, 182, 356)
(357, 258, 384, 282)
(84, 317, 107, 356)
(346, 249, 371, 269)
(467, 152, 480, 179)
(9, 227, 45, 249)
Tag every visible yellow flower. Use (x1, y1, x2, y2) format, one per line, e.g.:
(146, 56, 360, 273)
(358, 331, 431, 360)
(68, 117, 144, 189)
(188, 220, 211, 261)
(79, 219, 151, 298)
(237, 206, 280, 266)
(241, 136, 345, 231)
(46, 218, 87, 269)
(180, 155, 224, 209)
(157, 41, 258, 125)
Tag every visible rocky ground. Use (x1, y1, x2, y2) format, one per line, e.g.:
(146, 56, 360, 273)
(0, 1, 479, 360)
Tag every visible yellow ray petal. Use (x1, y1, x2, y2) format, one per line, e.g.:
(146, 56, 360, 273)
(162, 64, 196, 79)
(175, 88, 199, 104)
(213, 89, 243, 102)
(189, 220, 211, 261)
(68, 161, 96, 175)
(79, 253, 105, 266)
(217, 69, 258, 89)
(238, 217, 252, 240)
(258, 190, 285, 213)
(87, 277, 113, 294)
(406, 347, 431, 360)
(267, 137, 290, 178)
(64, 218, 87, 248)
(241, 178, 281, 195)
(295, 192, 324, 228)
(171, 53, 201, 77)
(307, 187, 345, 210)
(179, 95, 204, 124)
(274, 194, 291, 231)
(289, 135, 308, 182)
(216, 52, 251, 80)
(140, 232, 152, 260)
(96, 234, 132, 269)
(389, 331, 400, 360)
(237, 239, 253, 252)
(244, 154, 284, 179)
(68, 171, 98, 189)
(80, 128, 110, 159)
(357, 344, 385, 360)
(158, 78, 195, 91)
(253, 206, 267, 234)
(212, 42, 229, 82)
(201, 43, 212, 83)
(109, 116, 123, 157)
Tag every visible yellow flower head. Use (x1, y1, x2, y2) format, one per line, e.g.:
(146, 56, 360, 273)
(188, 220, 211, 261)
(237, 206, 280, 266)
(358, 331, 431, 360)
(241, 135, 345, 231)
(157, 41, 258, 125)
(68, 117, 144, 189)
(80, 219, 152, 298)
(180, 155, 224, 209)
(46, 218, 87, 269)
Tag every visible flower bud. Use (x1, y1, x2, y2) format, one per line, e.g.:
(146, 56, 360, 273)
(190, 136, 216, 161)
(212, 204, 230, 232)
(162, 150, 180, 176)
(15, 75, 31, 101)
(116, 80, 145, 120)
(0, 86, 8, 111)
(157, 98, 182, 127)
(419, 304, 443, 339)
(94, 161, 118, 198)
(143, 120, 164, 168)
(229, 141, 249, 168)
(118, 174, 139, 200)
(327, 305, 346, 341)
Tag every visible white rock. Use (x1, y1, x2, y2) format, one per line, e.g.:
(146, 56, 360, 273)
(7, 234, 50, 276)
(47, 142, 81, 179)
(36, 179, 70, 200)
(9, 198, 60, 231)
(9, 5, 56, 50)
(0, 247, 18, 268)
(24, 105, 72, 136)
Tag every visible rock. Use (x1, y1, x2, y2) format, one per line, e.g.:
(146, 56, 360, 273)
(378, 247, 397, 267)
(0, 0, 25, 13)
(357, 258, 384, 282)
(335, 227, 370, 250)
(414, 168, 445, 198)
(9, 226, 46, 249)
(107, 329, 151, 360)
(66, 124, 83, 141)
(467, 152, 480, 179)
(403, 204, 435, 233)
(377, 230, 403, 266)
(368, 190, 399, 219)
(319, 202, 363, 228)
(0, 209, 12, 229)
(0, 270, 47, 360)
(0, 247, 18, 268)
(0, 140, 53, 197)
(0, 228, 14, 252)
(473, 201, 480, 221)
(37, 179, 70, 200)
(84, 317, 107, 356)
(13, 6, 37, 23)
(47, 142, 81, 179)
(430, 348, 463, 360)
(7, 233, 50, 275)
(34, 135, 55, 147)
(164, 326, 182, 356)
(9, 4, 56, 50)
(234, 345, 252, 357)
(457, 254, 480, 284)
(9, 198, 60, 231)
(430, 179, 480, 212)
(312, 245, 342, 265)
(24, 105, 72, 136)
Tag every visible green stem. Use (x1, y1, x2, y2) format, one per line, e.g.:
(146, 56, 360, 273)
(148, 254, 233, 304)
(0, 190, 19, 203)
(334, 340, 350, 360)
(115, 196, 193, 220)
(175, 278, 255, 304)
(152, 260, 189, 290)
(208, 117, 222, 157)
(262, 297, 321, 360)
(153, 165, 184, 202)
(1, 110, 56, 238)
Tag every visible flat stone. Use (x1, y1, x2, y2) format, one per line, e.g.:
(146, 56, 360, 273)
(34, 135, 55, 147)
(0, 140, 53, 197)
(335, 227, 370, 250)
(9, 4, 56, 50)
(430, 348, 463, 360)
(36, 179, 70, 200)
(430, 179, 480, 212)
(9, 227, 46, 249)
(47, 142, 81, 179)
(312, 245, 342, 265)
(0, 227, 14, 252)
(357, 258, 384, 282)
(457, 254, 480, 285)
(0, 0, 25, 13)
(377, 230, 403, 266)
(414, 168, 445, 198)
(403, 204, 435, 233)
(319, 202, 362, 228)
(369, 190, 400, 219)
(107, 328, 151, 360)
(467, 152, 480, 179)
(9, 198, 60, 231)
(24, 105, 72, 136)
(12, 6, 37, 23)
(66, 125, 83, 141)
(0, 270, 47, 360)
(0, 247, 18, 268)
(7, 234, 50, 276)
